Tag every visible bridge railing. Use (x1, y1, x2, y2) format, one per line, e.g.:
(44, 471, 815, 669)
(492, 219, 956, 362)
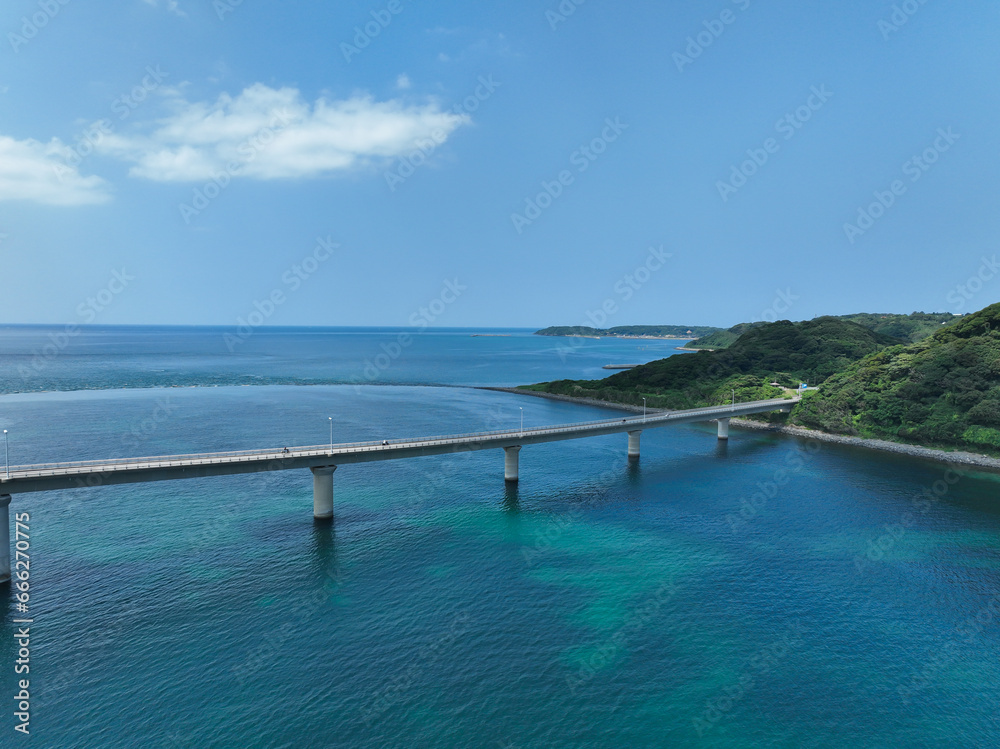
(375, 398, 794, 447)
(3, 397, 796, 474)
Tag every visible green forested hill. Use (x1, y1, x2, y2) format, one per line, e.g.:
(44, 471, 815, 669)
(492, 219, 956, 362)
(686, 312, 959, 350)
(685, 322, 764, 349)
(524, 317, 898, 410)
(792, 303, 1000, 452)
(835, 312, 960, 342)
(525, 306, 1000, 455)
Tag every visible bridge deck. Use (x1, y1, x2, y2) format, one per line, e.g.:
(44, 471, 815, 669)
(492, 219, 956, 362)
(0, 398, 796, 494)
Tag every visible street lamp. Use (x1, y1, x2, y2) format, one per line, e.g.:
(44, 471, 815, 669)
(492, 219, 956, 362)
(731, 389, 736, 411)
(642, 398, 646, 423)
(519, 407, 523, 437)
(3, 430, 7, 479)
(328, 417, 333, 451)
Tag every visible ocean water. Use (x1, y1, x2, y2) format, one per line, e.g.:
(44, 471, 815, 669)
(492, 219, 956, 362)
(0, 325, 685, 393)
(1, 327, 999, 748)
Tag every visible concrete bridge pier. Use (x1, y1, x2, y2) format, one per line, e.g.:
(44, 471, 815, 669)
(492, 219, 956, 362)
(504, 446, 521, 483)
(0, 495, 10, 585)
(311, 466, 336, 521)
(717, 418, 730, 440)
(627, 431, 641, 460)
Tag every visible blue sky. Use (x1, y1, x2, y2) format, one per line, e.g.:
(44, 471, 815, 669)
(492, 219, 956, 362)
(1, 0, 998, 328)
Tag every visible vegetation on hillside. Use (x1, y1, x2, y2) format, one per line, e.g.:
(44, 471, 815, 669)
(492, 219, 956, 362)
(684, 322, 765, 350)
(685, 312, 959, 350)
(534, 325, 722, 338)
(527, 306, 1000, 456)
(835, 312, 960, 342)
(791, 303, 1000, 453)
(523, 317, 897, 411)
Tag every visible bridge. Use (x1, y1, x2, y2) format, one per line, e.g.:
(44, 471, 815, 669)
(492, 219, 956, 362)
(0, 397, 796, 583)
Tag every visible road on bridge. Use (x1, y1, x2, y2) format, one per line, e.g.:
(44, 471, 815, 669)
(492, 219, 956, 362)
(0, 397, 798, 495)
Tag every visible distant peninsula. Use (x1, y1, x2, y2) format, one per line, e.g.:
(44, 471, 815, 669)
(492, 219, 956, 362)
(535, 325, 723, 339)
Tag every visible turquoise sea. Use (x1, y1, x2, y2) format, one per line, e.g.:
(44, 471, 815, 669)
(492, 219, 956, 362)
(1, 327, 999, 748)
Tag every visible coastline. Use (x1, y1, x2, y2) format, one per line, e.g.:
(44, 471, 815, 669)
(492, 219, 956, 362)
(534, 334, 695, 341)
(479, 386, 653, 414)
(730, 418, 1000, 472)
(486, 387, 1000, 473)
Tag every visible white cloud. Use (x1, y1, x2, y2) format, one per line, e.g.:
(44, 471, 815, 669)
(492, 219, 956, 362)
(98, 83, 470, 182)
(396, 74, 411, 90)
(0, 136, 111, 205)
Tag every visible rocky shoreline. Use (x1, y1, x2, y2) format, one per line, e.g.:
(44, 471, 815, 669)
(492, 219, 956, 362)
(729, 418, 1000, 472)
(482, 387, 1000, 473)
